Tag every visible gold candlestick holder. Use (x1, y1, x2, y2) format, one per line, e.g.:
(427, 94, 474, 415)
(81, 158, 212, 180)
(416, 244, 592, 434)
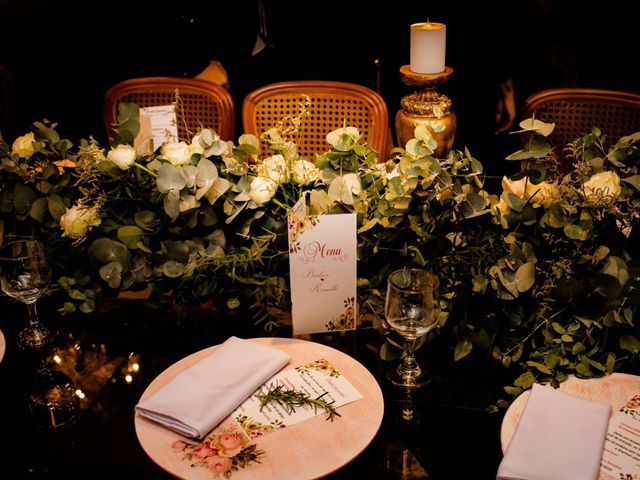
(395, 65, 456, 158)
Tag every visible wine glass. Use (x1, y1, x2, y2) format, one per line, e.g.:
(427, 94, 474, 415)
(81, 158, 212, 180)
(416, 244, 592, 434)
(0, 237, 53, 350)
(385, 268, 440, 388)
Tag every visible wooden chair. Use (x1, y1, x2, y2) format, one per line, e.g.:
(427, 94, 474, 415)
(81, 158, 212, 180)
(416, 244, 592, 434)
(103, 77, 235, 142)
(522, 88, 640, 174)
(242, 81, 389, 159)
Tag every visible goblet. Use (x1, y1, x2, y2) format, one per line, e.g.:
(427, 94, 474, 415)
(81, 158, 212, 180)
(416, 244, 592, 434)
(0, 238, 52, 350)
(385, 268, 440, 388)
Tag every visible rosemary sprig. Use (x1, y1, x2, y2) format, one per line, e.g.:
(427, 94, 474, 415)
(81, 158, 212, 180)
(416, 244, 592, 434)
(255, 383, 341, 421)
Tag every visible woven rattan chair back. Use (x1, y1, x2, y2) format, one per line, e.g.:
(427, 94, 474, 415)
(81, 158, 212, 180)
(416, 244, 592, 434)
(522, 88, 640, 174)
(104, 77, 235, 142)
(242, 81, 388, 159)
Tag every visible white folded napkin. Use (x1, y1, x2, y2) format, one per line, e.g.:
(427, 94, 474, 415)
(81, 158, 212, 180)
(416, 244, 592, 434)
(497, 382, 611, 480)
(135, 336, 291, 439)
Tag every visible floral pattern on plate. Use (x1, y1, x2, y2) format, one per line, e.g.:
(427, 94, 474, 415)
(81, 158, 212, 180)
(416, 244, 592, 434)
(171, 425, 263, 478)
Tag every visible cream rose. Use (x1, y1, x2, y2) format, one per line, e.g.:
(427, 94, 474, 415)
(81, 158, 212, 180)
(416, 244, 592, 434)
(291, 160, 320, 185)
(107, 144, 137, 170)
(583, 171, 621, 203)
(206, 456, 232, 473)
(249, 176, 277, 204)
(60, 205, 101, 239)
(256, 154, 288, 184)
(161, 142, 192, 166)
(502, 176, 558, 208)
(12, 132, 36, 159)
(188, 140, 205, 157)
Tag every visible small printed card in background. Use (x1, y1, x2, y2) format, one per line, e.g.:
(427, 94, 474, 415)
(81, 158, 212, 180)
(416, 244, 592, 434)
(134, 105, 178, 154)
(288, 196, 357, 335)
(600, 394, 640, 477)
(232, 358, 362, 439)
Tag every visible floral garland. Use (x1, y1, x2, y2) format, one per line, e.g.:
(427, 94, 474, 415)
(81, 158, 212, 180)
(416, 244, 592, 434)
(1, 110, 639, 401)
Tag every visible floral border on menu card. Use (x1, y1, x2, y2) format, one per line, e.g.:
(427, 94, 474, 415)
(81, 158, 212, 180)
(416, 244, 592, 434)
(620, 394, 640, 420)
(288, 215, 319, 254)
(171, 424, 263, 478)
(295, 358, 341, 379)
(324, 296, 356, 331)
(234, 414, 285, 439)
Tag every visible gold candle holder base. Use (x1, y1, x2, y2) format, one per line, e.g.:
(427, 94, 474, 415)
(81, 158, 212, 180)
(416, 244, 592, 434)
(395, 65, 456, 158)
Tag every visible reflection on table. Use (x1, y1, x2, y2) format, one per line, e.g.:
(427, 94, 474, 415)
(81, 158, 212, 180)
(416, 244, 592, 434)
(0, 299, 507, 479)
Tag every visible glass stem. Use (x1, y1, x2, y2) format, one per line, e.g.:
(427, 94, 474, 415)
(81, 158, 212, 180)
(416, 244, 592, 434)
(401, 338, 419, 375)
(25, 301, 40, 327)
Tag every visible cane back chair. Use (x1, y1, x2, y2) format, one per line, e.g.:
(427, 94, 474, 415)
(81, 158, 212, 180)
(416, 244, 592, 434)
(104, 77, 235, 142)
(522, 88, 640, 174)
(242, 81, 389, 160)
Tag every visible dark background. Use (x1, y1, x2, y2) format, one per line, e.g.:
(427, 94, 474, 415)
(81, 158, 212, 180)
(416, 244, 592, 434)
(1, 0, 638, 173)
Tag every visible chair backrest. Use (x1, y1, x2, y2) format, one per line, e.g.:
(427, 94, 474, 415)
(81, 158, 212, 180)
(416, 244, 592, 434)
(522, 88, 640, 173)
(104, 77, 235, 142)
(242, 81, 389, 159)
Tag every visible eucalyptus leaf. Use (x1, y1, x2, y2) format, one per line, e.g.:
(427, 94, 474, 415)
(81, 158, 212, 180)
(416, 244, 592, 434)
(620, 335, 640, 353)
(88, 238, 130, 271)
(117, 225, 144, 249)
(47, 194, 67, 222)
(453, 339, 473, 361)
(29, 197, 48, 223)
(13, 184, 37, 214)
(99, 261, 123, 289)
(515, 262, 535, 292)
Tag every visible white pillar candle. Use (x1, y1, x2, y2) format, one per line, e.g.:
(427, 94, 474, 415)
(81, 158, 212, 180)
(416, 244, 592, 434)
(410, 22, 446, 74)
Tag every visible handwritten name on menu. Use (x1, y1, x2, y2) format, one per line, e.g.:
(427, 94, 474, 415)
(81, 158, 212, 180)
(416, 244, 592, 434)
(288, 206, 357, 335)
(600, 394, 640, 477)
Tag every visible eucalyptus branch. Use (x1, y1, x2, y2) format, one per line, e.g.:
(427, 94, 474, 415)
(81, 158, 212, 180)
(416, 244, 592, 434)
(255, 383, 341, 421)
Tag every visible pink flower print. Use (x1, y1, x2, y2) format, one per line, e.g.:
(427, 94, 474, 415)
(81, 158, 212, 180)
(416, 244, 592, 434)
(214, 431, 246, 457)
(192, 443, 219, 459)
(206, 455, 232, 473)
(171, 440, 187, 452)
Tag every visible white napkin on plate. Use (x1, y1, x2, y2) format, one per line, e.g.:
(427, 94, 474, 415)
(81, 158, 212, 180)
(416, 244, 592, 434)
(135, 336, 291, 439)
(497, 382, 611, 480)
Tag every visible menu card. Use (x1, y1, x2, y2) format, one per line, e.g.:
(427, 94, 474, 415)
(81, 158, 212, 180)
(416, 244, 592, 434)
(134, 105, 179, 154)
(600, 394, 640, 477)
(232, 358, 362, 439)
(288, 196, 357, 335)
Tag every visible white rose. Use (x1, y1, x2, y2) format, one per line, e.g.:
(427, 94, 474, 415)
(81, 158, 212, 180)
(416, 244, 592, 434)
(161, 142, 192, 166)
(501, 176, 527, 198)
(256, 154, 288, 184)
(107, 144, 137, 170)
(291, 160, 320, 185)
(249, 176, 277, 204)
(60, 205, 101, 239)
(583, 171, 621, 203)
(502, 175, 558, 208)
(11, 132, 36, 159)
(189, 139, 205, 157)
(326, 126, 361, 151)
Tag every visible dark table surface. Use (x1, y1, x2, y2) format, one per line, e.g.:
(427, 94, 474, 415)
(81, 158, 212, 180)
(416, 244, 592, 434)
(0, 299, 509, 479)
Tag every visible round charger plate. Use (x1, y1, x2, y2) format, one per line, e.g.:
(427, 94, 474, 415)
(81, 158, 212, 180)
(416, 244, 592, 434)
(135, 337, 384, 480)
(0, 329, 5, 364)
(500, 373, 640, 480)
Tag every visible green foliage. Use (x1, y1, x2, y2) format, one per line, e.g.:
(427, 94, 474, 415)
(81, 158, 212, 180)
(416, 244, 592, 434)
(1, 112, 639, 400)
